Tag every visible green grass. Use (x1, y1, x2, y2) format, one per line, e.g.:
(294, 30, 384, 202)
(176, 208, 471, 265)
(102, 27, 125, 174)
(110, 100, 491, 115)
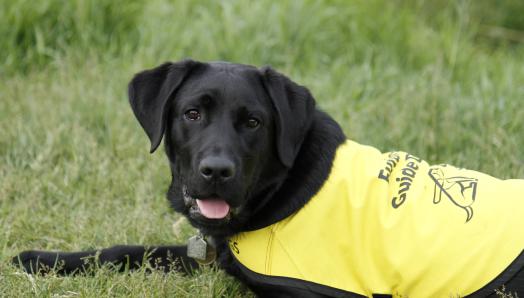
(1, 0, 523, 296)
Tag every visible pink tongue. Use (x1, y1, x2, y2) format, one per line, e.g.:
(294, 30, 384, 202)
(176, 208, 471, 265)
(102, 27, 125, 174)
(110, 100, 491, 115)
(196, 199, 230, 219)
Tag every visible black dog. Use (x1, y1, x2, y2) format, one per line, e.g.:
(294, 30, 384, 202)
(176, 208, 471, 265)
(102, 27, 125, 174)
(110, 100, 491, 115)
(14, 60, 524, 297)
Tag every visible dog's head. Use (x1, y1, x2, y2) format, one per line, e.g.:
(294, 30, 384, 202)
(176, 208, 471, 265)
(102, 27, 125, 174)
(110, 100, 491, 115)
(128, 59, 315, 235)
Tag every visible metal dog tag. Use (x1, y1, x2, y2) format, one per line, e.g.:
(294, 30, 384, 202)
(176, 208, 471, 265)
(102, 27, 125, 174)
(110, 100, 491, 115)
(187, 234, 207, 260)
(196, 244, 217, 265)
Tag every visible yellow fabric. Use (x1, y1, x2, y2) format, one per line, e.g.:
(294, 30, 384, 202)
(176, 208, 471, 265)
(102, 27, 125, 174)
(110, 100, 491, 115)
(229, 140, 524, 297)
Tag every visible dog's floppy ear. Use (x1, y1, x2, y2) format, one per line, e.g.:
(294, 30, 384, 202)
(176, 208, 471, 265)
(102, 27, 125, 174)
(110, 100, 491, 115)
(260, 67, 316, 168)
(128, 59, 201, 153)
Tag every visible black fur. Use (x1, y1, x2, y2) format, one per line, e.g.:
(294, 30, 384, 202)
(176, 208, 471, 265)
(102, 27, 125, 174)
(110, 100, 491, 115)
(16, 60, 521, 297)
(13, 60, 345, 297)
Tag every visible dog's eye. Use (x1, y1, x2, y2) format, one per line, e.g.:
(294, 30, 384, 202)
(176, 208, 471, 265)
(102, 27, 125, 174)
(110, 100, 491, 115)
(246, 118, 260, 128)
(184, 109, 201, 121)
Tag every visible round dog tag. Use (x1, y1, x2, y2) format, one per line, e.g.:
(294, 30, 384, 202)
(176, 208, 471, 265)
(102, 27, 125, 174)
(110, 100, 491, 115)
(195, 244, 217, 265)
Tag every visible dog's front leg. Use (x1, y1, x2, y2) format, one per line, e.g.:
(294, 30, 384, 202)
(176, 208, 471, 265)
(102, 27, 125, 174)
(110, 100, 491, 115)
(13, 245, 198, 275)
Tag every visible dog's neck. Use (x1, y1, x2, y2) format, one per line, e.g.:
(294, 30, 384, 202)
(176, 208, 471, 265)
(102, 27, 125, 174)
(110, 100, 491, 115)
(243, 110, 346, 231)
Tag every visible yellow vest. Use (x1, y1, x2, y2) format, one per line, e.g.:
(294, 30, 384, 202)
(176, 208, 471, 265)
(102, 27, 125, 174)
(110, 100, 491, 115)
(229, 140, 524, 297)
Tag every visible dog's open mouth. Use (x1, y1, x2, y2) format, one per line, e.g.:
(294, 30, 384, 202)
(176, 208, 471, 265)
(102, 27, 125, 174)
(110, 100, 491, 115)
(183, 186, 231, 220)
(195, 199, 230, 219)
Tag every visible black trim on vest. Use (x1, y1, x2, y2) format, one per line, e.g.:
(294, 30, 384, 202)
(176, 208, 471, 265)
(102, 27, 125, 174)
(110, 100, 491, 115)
(233, 257, 366, 298)
(465, 249, 524, 297)
(232, 248, 524, 297)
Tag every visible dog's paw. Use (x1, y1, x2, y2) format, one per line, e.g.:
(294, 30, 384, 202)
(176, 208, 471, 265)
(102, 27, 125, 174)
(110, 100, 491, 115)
(12, 250, 60, 274)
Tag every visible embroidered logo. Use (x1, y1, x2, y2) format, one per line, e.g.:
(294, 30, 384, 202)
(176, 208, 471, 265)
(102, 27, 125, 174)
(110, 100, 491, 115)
(428, 166, 478, 222)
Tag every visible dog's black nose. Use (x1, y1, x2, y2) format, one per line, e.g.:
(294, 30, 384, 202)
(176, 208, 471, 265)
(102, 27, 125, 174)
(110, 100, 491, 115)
(199, 157, 235, 182)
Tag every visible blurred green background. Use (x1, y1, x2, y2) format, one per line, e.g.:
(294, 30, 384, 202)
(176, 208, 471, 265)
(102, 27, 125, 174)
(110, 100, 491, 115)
(1, 0, 523, 296)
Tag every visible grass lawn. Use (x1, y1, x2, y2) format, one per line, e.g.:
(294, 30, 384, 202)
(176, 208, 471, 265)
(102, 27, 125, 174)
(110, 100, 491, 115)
(1, 0, 523, 297)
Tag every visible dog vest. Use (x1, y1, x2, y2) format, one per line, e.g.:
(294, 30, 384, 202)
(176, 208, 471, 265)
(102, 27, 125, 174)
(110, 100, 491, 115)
(228, 140, 524, 297)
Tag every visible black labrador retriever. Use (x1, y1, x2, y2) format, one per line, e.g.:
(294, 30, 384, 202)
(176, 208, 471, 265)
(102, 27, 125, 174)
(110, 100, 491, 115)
(14, 60, 524, 297)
